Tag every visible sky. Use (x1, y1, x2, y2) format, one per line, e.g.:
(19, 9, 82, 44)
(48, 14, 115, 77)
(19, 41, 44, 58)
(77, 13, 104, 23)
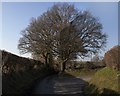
(1, 2, 118, 59)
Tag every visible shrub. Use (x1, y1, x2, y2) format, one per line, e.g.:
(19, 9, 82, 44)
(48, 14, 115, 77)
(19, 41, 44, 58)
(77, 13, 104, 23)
(104, 45, 120, 71)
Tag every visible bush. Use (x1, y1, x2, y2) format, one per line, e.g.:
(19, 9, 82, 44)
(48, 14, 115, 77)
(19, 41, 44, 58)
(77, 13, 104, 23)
(104, 45, 120, 70)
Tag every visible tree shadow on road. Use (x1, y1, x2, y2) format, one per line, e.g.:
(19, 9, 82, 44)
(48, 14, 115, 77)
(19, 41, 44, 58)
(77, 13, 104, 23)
(31, 72, 89, 95)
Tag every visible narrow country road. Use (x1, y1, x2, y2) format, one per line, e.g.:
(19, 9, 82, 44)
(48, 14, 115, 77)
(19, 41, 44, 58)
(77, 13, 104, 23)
(32, 73, 91, 94)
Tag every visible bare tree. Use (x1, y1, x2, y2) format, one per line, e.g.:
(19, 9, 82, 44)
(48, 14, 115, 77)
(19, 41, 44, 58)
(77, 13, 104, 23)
(18, 3, 107, 72)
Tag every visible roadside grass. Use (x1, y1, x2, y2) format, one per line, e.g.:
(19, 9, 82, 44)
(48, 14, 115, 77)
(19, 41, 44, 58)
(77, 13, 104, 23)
(85, 67, 120, 95)
(66, 69, 99, 78)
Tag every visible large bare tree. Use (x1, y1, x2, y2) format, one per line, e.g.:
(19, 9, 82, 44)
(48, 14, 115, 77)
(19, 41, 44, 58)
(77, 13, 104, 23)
(18, 3, 107, 72)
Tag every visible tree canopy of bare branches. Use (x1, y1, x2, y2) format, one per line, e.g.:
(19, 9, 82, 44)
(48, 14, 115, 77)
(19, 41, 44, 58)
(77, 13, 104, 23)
(18, 3, 107, 72)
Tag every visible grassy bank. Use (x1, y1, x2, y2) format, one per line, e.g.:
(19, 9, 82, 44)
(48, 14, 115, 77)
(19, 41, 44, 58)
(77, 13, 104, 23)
(85, 67, 120, 95)
(66, 69, 99, 78)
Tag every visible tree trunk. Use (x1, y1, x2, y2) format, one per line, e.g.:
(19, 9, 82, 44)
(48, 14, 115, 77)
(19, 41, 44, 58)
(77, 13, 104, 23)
(45, 56, 48, 65)
(44, 52, 50, 65)
(48, 53, 53, 65)
(61, 61, 67, 73)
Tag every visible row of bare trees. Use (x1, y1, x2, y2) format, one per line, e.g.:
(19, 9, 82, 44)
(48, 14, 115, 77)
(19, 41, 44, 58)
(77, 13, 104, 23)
(18, 3, 107, 72)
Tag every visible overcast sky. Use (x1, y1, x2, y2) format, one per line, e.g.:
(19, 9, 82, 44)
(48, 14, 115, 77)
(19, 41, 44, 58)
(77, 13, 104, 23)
(1, 2, 118, 60)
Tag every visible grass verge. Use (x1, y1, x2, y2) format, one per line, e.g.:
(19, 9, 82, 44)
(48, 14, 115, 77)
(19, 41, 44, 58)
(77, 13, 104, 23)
(66, 69, 99, 78)
(85, 67, 120, 95)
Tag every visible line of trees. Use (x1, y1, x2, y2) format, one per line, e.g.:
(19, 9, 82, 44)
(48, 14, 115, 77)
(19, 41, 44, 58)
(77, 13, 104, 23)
(18, 3, 107, 72)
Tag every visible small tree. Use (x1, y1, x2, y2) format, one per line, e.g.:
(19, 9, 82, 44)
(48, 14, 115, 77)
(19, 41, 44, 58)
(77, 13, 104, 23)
(18, 3, 107, 72)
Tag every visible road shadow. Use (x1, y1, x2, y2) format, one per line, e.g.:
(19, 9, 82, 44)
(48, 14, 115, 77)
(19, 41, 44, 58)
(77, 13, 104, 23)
(31, 72, 89, 95)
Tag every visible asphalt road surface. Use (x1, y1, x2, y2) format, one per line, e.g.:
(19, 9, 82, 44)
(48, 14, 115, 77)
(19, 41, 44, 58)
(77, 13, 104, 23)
(32, 73, 91, 94)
